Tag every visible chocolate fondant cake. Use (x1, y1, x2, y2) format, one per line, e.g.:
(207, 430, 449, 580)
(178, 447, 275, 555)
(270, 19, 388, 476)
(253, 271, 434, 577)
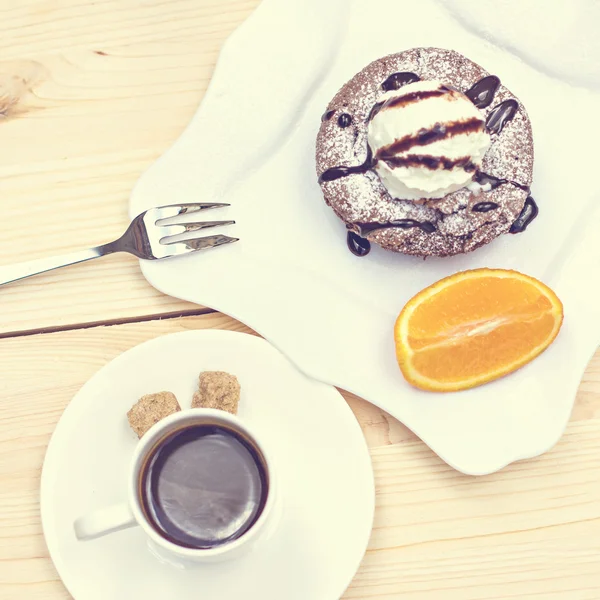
(316, 47, 537, 258)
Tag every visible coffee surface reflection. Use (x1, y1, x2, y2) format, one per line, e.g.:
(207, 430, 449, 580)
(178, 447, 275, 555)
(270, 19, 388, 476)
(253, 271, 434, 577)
(140, 424, 268, 549)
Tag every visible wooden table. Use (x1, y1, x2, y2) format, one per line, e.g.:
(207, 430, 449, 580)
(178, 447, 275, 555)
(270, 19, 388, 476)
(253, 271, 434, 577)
(1, 2, 599, 598)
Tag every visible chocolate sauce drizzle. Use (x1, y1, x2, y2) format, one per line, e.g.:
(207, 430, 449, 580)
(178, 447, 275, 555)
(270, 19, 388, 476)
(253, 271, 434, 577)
(474, 171, 530, 193)
(319, 72, 538, 254)
(486, 99, 518, 135)
(318, 146, 375, 183)
(356, 219, 437, 235)
(367, 102, 384, 122)
(377, 119, 484, 160)
(367, 85, 450, 122)
(347, 231, 371, 257)
(472, 201, 499, 213)
(346, 218, 436, 257)
(509, 196, 538, 233)
(465, 76, 500, 109)
(383, 154, 476, 172)
(382, 87, 451, 110)
(381, 72, 420, 92)
(338, 113, 353, 128)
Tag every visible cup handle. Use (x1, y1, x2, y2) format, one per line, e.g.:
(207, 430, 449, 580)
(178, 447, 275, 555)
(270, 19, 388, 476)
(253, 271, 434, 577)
(74, 503, 136, 541)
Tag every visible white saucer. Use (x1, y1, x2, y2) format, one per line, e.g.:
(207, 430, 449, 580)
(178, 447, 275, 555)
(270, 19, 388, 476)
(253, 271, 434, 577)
(41, 330, 374, 600)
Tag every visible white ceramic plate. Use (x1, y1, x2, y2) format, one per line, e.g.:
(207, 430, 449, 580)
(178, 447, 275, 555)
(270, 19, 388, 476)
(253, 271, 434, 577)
(130, 0, 600, 474)
(41, 330, 374, 600)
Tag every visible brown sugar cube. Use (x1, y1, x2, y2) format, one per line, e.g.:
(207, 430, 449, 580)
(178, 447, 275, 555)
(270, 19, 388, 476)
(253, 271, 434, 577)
(127, 391, 181, 438)
(192, 371, 241, 414)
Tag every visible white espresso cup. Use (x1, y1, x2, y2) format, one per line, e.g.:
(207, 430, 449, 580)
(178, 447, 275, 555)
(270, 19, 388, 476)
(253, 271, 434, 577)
(74, 409, 277, 566)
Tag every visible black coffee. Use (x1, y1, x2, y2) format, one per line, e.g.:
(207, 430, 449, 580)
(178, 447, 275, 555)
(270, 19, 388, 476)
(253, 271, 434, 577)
(139, 424, 268, 549)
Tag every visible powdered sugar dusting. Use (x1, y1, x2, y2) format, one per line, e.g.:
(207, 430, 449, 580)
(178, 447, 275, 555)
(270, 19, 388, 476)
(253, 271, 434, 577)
(315, 47, 534, 257)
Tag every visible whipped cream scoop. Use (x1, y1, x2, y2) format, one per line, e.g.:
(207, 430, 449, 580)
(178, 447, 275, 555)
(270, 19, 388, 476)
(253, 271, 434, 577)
(368, 80, 491, 200)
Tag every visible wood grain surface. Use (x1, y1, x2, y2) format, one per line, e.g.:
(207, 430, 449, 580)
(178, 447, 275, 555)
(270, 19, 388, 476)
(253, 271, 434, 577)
(0, 0, 259, 336)
(1, 1, 600, 599)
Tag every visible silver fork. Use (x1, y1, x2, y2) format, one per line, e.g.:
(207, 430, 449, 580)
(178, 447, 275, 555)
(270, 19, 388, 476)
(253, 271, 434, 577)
(0, 203, 237, 287)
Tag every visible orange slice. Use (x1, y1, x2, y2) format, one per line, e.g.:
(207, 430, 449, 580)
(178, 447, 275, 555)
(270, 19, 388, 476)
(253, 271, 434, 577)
(394, 268, 563, 392)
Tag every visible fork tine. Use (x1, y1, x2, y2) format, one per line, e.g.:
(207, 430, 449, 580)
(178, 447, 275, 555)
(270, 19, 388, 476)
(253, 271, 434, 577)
(184, 235, 239, 251)
(163, 235, 239, 254)
(176, 203, 231, 214)
(153, 203, 231, 222)
(160, 220, 236, 240)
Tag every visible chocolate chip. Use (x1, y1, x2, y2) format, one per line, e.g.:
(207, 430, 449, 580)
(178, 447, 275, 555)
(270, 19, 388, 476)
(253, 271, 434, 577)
(338, 113, 353, 128)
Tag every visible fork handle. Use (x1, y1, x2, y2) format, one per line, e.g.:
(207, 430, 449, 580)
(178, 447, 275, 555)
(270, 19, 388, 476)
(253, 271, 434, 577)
(0, 243, 116, 286)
